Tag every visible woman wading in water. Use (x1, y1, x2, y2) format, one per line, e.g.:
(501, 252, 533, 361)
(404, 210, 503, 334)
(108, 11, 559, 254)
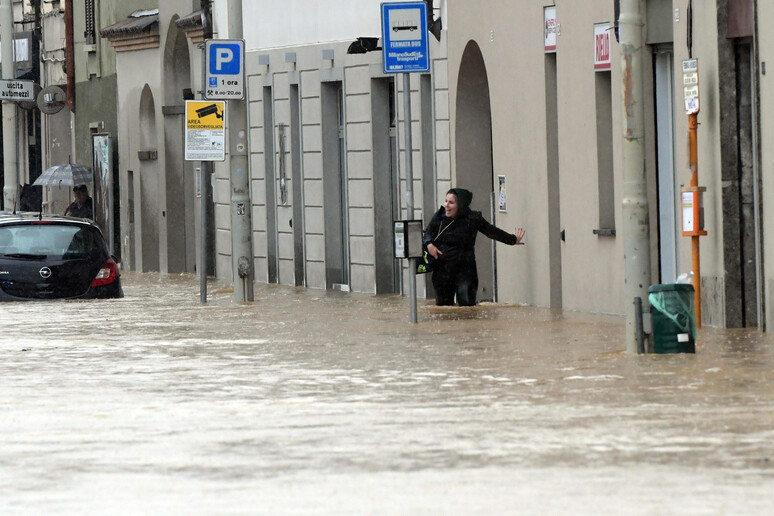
(423, 188, 525, 306)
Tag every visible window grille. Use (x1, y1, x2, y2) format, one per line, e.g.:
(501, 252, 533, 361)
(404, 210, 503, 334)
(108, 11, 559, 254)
(84, 0, 95, 44)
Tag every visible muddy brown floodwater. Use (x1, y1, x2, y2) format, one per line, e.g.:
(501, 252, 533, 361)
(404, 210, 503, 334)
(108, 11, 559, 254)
(1, 272, 773, 514)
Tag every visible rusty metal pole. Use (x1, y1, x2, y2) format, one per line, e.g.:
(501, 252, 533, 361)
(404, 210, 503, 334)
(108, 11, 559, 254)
(619, 0, 651, 354)
(688, 113, 701, 327)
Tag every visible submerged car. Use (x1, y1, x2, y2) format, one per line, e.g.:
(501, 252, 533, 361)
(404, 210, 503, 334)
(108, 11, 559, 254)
(0, 213, 122, 300)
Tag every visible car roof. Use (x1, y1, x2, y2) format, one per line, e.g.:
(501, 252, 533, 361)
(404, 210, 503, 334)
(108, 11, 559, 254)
(0, 212, 97, 228)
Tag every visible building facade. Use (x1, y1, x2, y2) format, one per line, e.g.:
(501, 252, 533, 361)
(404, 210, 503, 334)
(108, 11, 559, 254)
(233, 0, 448, 296)
(101, 1, 204, 274)
(445, 0, 764, 329)
(0, 0, 42, 212)
(78, 0, 773, 330)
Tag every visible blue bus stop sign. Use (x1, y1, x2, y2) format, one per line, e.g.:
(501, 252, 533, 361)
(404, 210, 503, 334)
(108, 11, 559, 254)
(381, 2, 430, 74)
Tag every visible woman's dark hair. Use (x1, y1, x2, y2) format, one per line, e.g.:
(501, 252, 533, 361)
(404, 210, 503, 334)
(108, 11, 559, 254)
(447, 188, 473, 214)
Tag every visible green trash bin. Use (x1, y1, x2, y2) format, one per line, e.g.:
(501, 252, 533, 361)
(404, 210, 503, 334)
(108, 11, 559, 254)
(648, 283, 698, 354)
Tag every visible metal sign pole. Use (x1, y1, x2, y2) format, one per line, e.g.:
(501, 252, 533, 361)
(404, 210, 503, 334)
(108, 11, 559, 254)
(382, 1, 429, 324)
(682, 59, 705, 328)
(227, 3, 254, 302)
(199, 0, 212, 303)
(403, 72, 417, 324)
(200, 166, 208, 303)
(619, 0, 651, 353)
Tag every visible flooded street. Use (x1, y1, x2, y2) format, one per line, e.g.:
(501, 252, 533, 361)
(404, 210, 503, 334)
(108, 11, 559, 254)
(2, 272, 773, 514)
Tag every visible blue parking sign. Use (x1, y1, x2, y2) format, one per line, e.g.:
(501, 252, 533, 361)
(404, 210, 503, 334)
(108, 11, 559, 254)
(381, 2, 430, 74)
(205, 39, 245, 100)
(209, 43, 241, 75)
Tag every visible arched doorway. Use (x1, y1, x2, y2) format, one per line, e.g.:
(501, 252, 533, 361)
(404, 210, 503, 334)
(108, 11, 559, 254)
(455, 41, 496, 301)
(139, 85, 160, 272)
(163, 17, 196, 273)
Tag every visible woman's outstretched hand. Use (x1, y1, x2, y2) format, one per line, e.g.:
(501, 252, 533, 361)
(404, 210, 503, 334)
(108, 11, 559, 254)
(515, 227, 526, 245)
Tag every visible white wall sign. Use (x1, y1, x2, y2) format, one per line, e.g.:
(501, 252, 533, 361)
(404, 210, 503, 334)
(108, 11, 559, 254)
(682, 59, 700, 114)
(681, 191, 694, 233)
(544, 6, 557, 53)
(594, 22, 611, 71)
(498, 175, 507, 212)
(0, 79, 34, 101)
(394, 221, 405, 258)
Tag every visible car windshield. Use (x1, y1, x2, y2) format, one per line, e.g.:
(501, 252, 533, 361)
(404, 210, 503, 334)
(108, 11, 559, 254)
(0, 224, 102, 258)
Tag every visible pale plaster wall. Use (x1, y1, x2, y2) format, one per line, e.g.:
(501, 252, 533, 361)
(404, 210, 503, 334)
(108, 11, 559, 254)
(113, 0, 201, 274)
(759, 2, 774, 329)
(115, 49, 161, 273)
(242, 34, 447, 295)
(444, 0, 738, 320)
(447, 1, 625, 313)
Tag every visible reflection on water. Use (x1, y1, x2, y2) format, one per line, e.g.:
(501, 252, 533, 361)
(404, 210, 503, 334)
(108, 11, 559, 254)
(1, 272, 773, 514)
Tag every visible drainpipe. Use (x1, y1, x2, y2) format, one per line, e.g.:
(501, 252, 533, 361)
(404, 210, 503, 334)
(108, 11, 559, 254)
(64, 0, 74, 112)
(619, 0, 651, 353)
(1, 0, 17, 211)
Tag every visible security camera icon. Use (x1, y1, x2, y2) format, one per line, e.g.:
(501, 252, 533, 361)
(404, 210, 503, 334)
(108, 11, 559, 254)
(196, 103, 223, 119)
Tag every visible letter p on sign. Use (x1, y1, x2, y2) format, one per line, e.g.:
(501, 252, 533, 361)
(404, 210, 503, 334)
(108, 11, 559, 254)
(208, 42, 241, 75)
(215, 48, 233, 71)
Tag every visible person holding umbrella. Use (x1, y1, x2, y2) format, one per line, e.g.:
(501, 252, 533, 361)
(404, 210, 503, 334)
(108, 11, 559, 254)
(64, 184, 93, 219)
(32, 163, 95, 218)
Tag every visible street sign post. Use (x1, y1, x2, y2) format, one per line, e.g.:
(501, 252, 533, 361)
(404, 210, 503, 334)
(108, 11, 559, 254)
(381, 2, 430, 323)
(204, 39, 245, 100)
(682, 58, 704, 326)
(381, 1, 430, 74)
(0, 79, 33, 101)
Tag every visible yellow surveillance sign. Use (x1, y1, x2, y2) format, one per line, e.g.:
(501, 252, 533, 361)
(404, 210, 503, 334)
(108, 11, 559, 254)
(185, 101, 226, 161)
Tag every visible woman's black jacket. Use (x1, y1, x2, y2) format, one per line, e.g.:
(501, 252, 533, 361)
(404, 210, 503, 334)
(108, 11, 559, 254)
(423, 206, 517, 264)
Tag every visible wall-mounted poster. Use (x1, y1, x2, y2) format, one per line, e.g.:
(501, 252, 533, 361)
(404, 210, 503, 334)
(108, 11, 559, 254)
(93, 134, 114, 254)
(545, 6, 557, 53)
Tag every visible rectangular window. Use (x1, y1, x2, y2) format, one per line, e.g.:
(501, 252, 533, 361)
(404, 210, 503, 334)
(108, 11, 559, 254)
(321, 81, 349, 289)
(595, 71, 615, 234)
(263, 86, 279, 283)
(545, 52, 563, 307)
(84, 0, 95, 44)
(290, 83, 305, 287)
